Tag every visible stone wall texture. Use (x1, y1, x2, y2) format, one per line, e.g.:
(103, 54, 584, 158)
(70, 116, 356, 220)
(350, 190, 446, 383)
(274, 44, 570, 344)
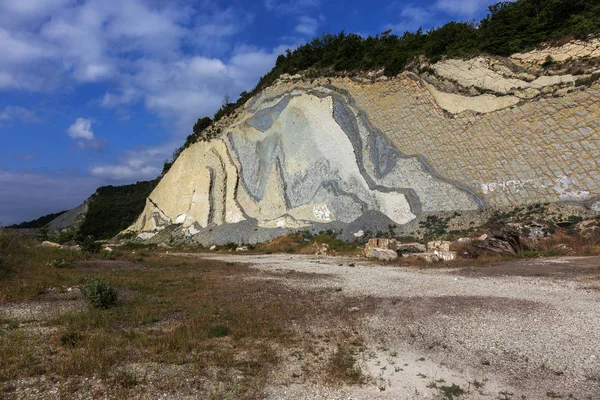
(129, 41, 600, 242)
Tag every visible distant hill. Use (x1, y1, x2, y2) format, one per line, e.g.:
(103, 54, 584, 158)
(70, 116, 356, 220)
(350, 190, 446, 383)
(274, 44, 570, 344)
(77, 180, 158, 239)
(8, 210, 68, 229)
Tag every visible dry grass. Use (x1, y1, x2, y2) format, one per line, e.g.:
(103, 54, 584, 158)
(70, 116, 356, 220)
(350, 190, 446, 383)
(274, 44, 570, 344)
(0, 229, 366, 398)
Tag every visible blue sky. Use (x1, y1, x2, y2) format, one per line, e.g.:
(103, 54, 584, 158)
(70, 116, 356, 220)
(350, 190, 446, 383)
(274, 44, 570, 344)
(0, 0, 498, 225)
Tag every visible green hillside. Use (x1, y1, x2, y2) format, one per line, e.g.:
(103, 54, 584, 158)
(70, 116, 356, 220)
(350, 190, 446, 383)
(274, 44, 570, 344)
(78, 180, 158, 239)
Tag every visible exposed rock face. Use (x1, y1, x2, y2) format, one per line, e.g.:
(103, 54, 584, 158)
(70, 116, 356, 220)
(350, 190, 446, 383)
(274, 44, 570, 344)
(46, 200, 89, 232)
(129, 41, 600, 244)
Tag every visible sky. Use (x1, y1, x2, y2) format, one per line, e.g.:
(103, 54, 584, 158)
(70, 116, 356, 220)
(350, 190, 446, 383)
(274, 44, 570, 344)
(0, 0, 499, 225)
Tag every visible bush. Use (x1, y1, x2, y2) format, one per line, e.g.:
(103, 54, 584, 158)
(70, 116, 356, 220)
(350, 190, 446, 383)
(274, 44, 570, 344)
(81, 277, 118, 309)
(206, 324, 229, 338)
(78, 235, 101, 254)
(0, 258, 12, 279)
(60, 332, 82, 347)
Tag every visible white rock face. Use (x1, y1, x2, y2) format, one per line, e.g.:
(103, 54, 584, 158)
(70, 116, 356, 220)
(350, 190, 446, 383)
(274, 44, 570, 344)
(129, 86, 480, 240)
(512, 39, 600, 64)
(425, 82, 521, 114)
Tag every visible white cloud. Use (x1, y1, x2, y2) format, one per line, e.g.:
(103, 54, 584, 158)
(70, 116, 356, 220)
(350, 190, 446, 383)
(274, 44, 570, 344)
(295, 16, 318, 36)
(102, 46, 289, 135)
(435, 0, 496, 17)
(0, 0, 295, 183)
(0, 106, 41, 123)
(67, 118, 95, 140)
(90, 145, 169, 181)
(386, 4, 436, 33)
(402, 6, 434, 25)
(90, 164, 158, 181)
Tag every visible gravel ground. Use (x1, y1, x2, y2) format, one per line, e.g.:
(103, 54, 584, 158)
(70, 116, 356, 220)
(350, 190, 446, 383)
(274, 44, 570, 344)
(177, 253, 600, 400)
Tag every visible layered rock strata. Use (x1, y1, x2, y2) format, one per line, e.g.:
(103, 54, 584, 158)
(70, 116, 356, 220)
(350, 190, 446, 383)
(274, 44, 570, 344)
(129, 40, 600, 244)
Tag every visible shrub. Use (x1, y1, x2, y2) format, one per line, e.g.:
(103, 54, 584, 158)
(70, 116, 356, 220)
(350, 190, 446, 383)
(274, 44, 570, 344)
(60, 332, 82, 347)
(78, 235, 101, 254)
(327, 344, 364, 384)
(0, 258, 12, 279)
(81, 277, 118, 309)
(206, 324, 229, 338)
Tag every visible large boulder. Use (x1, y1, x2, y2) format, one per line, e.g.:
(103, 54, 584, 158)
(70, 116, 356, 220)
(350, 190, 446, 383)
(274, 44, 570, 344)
(427, 241, 451, 252)
(396, 242, 427, 254)
(368, 248, 398, 261)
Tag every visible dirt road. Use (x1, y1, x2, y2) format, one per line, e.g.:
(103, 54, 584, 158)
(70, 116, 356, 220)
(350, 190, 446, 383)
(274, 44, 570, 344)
(175, 253, 600, 400)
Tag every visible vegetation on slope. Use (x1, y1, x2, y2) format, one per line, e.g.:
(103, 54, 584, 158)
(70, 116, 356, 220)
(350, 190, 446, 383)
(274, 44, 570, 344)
(7, 210, 68, 229)
(266, 0, 600, 79)
(78, 180, 158, 240)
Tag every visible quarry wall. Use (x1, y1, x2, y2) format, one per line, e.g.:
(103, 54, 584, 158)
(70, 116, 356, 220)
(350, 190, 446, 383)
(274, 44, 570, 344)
(128, 40, 600, 243)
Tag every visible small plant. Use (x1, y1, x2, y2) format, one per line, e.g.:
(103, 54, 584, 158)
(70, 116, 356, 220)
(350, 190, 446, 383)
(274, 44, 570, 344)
(115, 370, 139, 388)
(438, 383, 465, 399)
(47, 258, 72, 268)
(471, 379, 485, 389)
(206, 324, 229, 338)
(99, 250, 115, 260)
(328, 344, 365, 384)
(542, 55, 555, 69)
(419, 215, 451, 241)
(59, 332, 82, 347)
(81, 277, 118, 309)
(565, 215, 583, 235)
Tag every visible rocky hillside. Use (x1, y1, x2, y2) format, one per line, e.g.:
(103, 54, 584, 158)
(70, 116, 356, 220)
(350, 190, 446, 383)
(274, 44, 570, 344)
(126, 38, 600, 245)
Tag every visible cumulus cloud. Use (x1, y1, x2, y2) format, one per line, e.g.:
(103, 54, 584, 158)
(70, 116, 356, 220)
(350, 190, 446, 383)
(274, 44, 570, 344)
(0, 106, 41, 123)
(295, 16, 318, 36)
(67, 117, 95, 140)
(388, 5, 436, 32)
(90, 145, 169, 181)
(0, 0, 297, 189)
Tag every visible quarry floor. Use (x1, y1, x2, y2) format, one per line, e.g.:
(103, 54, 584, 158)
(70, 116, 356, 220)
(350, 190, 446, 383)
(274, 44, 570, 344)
(1, 252, 599, 399)
(173, 252, 600, 400)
